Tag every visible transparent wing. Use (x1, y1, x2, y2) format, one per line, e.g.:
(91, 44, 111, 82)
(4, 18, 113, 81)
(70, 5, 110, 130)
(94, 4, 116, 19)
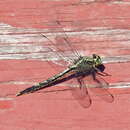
(85, 73, 114, 103)
(40, 20, 81, 68)
(69, 77, 91, 108)
(0, 21, 82, 98)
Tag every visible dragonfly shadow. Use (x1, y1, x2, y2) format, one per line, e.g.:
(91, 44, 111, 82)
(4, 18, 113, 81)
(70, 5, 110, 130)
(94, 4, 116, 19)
(37, 88, 71, 94)
(21, 70, 113, 108)
(34, 71, 84, 92)
(35, 71, 114, 107)
(86, 75, 114, 103)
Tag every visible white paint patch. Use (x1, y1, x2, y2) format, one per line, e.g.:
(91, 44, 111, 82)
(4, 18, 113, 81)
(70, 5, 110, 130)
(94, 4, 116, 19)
(112, 1, 130, 5)
(79, 0, 128, 5)
(0, 77, 130, 89)
(103, 55, 130, 63)
(0, 23, 130, 64)
(63, 82, 130, 88)
(109, 82, 130, 89)
(0, 80, 36, 85)
(0, 97, 13, 101)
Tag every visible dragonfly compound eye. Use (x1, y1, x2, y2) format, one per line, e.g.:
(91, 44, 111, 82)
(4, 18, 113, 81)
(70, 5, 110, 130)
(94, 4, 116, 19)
(92, 54, 102, 66)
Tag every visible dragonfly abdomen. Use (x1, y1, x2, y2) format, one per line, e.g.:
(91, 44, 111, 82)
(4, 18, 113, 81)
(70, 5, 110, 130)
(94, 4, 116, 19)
(16, 68, 73, 96)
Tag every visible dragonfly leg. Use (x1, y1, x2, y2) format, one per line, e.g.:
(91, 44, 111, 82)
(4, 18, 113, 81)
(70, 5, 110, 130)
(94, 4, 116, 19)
(77, 76, 84, 89)
(97, 72, 111, 76)
(92, 70, 109, 85)
(92, 71, 96, 80)
(92, 71, 102, 84)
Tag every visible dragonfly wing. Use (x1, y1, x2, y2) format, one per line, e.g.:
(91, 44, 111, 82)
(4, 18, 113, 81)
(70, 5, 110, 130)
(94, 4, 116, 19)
(86, 73, 114, 103)
(40, 20, 81, 69)
(69, 77, 91, 108)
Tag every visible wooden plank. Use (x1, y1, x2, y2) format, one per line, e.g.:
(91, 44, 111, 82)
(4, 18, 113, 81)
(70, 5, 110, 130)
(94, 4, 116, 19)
(0, 0, 130, 130)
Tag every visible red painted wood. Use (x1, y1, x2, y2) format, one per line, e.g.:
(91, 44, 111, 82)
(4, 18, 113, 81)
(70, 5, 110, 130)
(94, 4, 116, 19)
(0, 0, 130, 130)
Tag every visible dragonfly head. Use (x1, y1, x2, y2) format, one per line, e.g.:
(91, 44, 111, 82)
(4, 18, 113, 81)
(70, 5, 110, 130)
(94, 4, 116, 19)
(92, 54, 105, 72)
(93, 54, 102, 65)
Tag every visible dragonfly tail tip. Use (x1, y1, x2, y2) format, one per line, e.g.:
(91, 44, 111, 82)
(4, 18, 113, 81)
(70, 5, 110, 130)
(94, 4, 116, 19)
(16, 92, 22, 96)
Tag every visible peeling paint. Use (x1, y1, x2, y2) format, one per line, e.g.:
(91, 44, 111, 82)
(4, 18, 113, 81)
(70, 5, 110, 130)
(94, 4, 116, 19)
(0, 23, 130, 63)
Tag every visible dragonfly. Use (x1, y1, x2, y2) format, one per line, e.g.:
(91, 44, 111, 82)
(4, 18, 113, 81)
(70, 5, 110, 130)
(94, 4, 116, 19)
(16, 21, 114, 108)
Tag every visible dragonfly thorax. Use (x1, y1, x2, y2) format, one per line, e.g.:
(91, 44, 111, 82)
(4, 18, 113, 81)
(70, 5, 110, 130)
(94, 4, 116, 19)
(72, 56, 94, 73)
(71, 54, 103, 73)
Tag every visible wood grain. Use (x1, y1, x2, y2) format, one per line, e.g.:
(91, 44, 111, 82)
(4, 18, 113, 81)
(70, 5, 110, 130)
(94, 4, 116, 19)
(0, 0, 130, 130)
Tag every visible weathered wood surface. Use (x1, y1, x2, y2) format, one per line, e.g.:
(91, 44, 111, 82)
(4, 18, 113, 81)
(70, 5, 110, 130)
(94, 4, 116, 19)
(0, 0, 130, 130)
